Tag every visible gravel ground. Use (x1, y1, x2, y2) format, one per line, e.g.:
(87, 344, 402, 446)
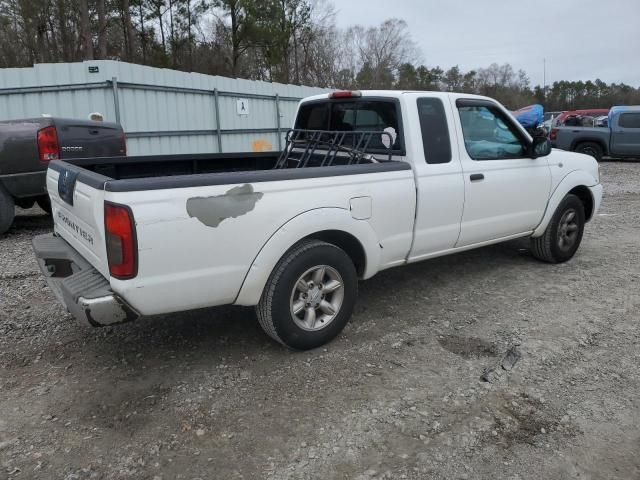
(1, 161, 639, 480)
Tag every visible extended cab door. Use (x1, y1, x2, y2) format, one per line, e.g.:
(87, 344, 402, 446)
(452, 98, 551, 247)
(610, 112, 640, 157)
(407, 95, 465, 260)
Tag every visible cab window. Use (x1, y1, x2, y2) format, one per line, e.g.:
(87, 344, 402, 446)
(619, 113, 640, 129)
(295, 99, 402, 152)
(328, 101, 398, 132)
(295, 103, 329, 130)
(417, 97, 452, 164)
(457, 104, 527, 160)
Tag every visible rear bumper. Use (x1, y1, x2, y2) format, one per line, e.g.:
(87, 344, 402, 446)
(32, 234, 139, 327)
(0, 171, 47, 198)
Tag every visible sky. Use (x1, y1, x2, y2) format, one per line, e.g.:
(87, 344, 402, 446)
(334, 0, 640, 87)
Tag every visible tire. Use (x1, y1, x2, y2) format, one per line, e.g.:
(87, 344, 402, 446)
(36, 195, 52, 215)
(574, 142, 603, 162)
(256, 239, 358, 350)
(530, 194, 585, 263)
(0, 185, 15, 235)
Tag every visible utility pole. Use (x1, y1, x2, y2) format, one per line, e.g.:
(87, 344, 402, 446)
(543, 58, 547, 102)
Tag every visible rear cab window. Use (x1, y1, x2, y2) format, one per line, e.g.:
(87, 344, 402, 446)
(295, 98, 404, 154)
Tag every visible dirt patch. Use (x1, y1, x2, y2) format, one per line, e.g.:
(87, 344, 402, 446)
(437, 334, 499, 358)
(1, 163, 640, 479)
(489, 392, 577, 448)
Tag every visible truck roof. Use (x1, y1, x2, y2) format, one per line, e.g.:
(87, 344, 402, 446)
(609, 105, 640, 115)
(300, 90, 495, 103)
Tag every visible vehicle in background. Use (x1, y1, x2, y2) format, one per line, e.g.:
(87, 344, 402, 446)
(32, 90, 602, 350)
(594, 115, 609, 128)
(513, 107, 566, 135)
(550, 105, 640, 161)
(544, 111, 563, 123)
(563, 115, 601, 127)
(512, 104, 549, 137)
(0, 117, 126, 234)
(542, 111, 562, 127)
(554, 109, 610, 126)
(513, 104, 543, 127)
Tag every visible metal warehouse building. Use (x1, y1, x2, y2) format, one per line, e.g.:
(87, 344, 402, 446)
(0, 61, 329, 156)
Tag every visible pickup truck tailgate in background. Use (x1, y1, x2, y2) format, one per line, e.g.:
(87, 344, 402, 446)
(56, 120, 125, 159)
(47, 165, 110, 277)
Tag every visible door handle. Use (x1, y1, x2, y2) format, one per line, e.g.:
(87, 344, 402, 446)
(470, 173, 484, 182)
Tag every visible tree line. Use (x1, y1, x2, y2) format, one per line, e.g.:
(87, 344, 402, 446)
(1, 0, 639, 111)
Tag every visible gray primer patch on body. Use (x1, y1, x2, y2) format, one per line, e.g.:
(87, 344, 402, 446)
(186, 184, 264, 227)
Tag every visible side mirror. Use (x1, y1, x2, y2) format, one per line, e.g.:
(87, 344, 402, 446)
(530, 137, 552, 158)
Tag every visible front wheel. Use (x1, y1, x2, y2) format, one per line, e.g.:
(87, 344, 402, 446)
(256, 239, 358, 350)
(530, 194, 585, 263)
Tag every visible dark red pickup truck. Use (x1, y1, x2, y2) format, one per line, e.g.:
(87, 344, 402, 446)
(0, 117, 126, 234)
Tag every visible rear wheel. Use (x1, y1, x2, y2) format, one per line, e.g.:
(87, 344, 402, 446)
(256, 239, 358, 350)
(530, 194, 585, 263)
(0, 185, 15, 235)
(575, 142, 603, 162)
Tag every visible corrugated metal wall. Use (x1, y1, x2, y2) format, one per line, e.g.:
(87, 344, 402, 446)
(0, 61, 330, 155)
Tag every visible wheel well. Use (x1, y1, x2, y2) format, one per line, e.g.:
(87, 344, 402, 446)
(306, 230, 366, 277)
(572, 139, 607, 154)
(569, 185, 594, 221)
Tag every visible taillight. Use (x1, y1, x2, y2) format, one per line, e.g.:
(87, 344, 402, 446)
(104, 202, 137, 279)
(37, 126, 60, 162)
(329, 90, 362, 99)
(550, 128, 558, 141)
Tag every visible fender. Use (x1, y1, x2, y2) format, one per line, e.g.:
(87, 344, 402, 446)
(532, 170, 598, 237)
(233, 207, 382, 306)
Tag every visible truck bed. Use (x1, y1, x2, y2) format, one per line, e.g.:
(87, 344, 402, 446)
(63, 152, 281, 181)
(552, 126, 610, 152)
(43, 146, 414, 319)
(50, 143, 404, 194)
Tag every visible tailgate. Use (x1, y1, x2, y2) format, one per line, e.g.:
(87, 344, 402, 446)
(47, 162, 110, 277)
(56, 120, 125, 159)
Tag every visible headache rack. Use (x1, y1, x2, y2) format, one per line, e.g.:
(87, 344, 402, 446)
(273, 129, 395, 169)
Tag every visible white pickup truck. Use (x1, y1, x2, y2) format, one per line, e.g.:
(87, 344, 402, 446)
(33, 90, 603, 350)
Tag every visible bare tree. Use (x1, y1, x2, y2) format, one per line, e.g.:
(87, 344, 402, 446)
(136, 0, 146, 62)
(121, 0, 135, 60)
(213, 0, 256, 77)
(78, 0, 93, 59)
(167, 0, 174, 65)
(55, 0, 73, 61)
(97, 0, 107, 58)
(1, 0, 640, 114)
(149, 0, 166, 57)
(346, 19, 419, 89)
